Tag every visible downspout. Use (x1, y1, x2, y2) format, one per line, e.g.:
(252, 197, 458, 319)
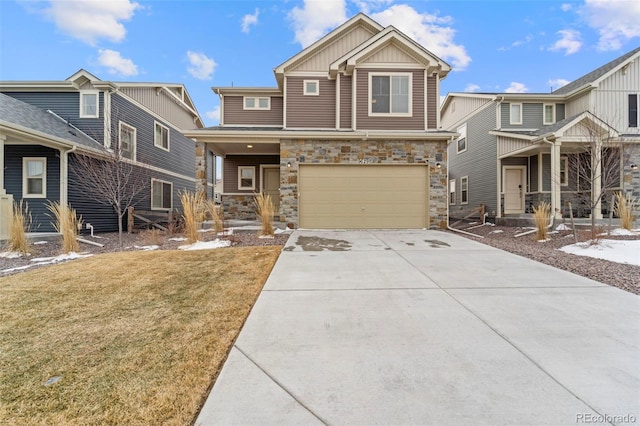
(60, 145, 77, 208)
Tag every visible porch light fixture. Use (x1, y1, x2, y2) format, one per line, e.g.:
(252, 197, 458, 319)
(247, 144, 253, 149)
(287, 162, 291, 168)
(436, 162, 442, 169)
(631, 164, 638, 170)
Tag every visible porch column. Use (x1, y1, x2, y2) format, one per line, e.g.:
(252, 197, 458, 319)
(60, 147, 69, 207)
(0, 133, 13, 240)
(551, 141, 562, 219)
(592, 142, 603, 220)
(194, 139, 208, 196)
(0, 134, 5, 193)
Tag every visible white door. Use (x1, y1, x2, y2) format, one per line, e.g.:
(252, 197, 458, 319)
(504, 167, 525, 213)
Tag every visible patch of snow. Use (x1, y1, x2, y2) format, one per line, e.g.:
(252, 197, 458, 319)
(537, 239, 550, 243)
(599, 228, 640, 237)
(134, 245, 159, 251)
(258, 235, 275, 239)
(559, 239, 640, 266)
(197, 228, 217, 233)
(168, 237, 188, 242)
(31, 252, 92, 264)
(468, 222, 478, 225)
(275, 228, 292, 234)
(0, 251, 25, 259)
(33, 241, 48, 245)
(555, 224, 571, 231)
(178, 239, 231, 251)
(489, 230, 504, 234)
(2, 264, 34, 273)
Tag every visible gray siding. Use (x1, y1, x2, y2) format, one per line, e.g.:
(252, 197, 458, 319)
(542, 154, 551, 191)
(286, 77, 336, 128)
(355, 68, 425, 130)
(223, 155, 279, 193)
(223, 96, 283, 126)
(530, 155, 539, 192)
(339, 75, 353, 129)
(427, 75, 438, 129)
(501, 102, 543, 128)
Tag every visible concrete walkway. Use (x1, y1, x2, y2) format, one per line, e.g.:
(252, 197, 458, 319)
(196, 230, 640, 426)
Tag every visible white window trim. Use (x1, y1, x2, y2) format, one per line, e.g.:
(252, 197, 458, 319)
(449, 179, 456, 205)
(303, 80, 319, 96)
(510, 103, 523, 125)
(243, 96, 271, 110)
(154, 121, 170, 152)
(23, 157, 47, 198)
(560, 156, 568, 186)
(79, 90, 99, 118)
(543, 103, 555, 125)
(461, 176, 469, 205)
(151, 178, 173, 211)
(238, 166, 256, 190)
(368, 72, 413, 117)
(456, 123, 467, 154)
(119, 121, 137, 161)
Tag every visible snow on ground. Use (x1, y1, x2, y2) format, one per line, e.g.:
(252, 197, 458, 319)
(559, 239, 640, 266)
(134, 245, 159, 251)
(2, 252, 93, 274)
(168, 237, 188, 242)
(178, 239, 231, 251)
(0, 251, 25, 259)
(555, 224, 571, 231)
(600, 228, 640, 236)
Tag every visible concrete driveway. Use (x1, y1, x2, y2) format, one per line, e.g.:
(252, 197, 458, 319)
(196, 230, 640, 426)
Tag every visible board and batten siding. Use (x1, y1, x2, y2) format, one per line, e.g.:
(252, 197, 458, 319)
(565, 93, 590, 119)
(118, 87, 197, 130)
(339, 75, 353, 129)
(223, 155, 279, 193)
(222, 96, 283, 126)
(594, 60, 640, 134)
(355, 68, 425, 130)
(286, 77, 336, 129)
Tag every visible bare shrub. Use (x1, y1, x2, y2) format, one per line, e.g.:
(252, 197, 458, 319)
(180, 191, 205, 244)
(614, 192, 638, 230)
(142, 228, 162, 246)
(254, 193, 274, 237)
(532, 201, 551, 241)
(203, 198, 223, 233)
(7, 200, 32, 254)
(47, 201, 82, 253)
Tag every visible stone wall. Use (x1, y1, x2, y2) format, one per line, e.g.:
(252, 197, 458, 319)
(221, 194, 256, 220)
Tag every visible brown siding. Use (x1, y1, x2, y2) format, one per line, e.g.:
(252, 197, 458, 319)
(286, 77, 336, 129)
(223, 96, 283, 126)
(427, 75, 438, 129)
(339, 75, 352, 129)
(223, 155, 280, 193)
(355, 68, 425, 130)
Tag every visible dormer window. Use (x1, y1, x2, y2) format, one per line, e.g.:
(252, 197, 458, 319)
(369, 72, 412, 116)
(303, 80, 319, 96)
(244, 97, 270, 110)
(80, 90, 99, 118)
(544, 104, 555, 125)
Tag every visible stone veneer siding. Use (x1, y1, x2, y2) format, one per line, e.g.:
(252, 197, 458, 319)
(279, 139, 448, 229)
(222, 194, 256, 220)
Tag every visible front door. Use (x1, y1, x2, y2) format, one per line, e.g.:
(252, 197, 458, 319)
(504, 167, 525, 214)
(262, 167, 280, 217)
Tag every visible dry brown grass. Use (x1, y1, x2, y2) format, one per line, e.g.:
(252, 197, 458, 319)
(203, 198, 223, 233)
(532, 201, 551, 241)
(180, 190, 205, 244)
(254, 193, 275, 237)
(6, 200, 31, 254)
(614, 191, 638, 230)
(0, 246, 281, 425)
(47, 201, 81, 253)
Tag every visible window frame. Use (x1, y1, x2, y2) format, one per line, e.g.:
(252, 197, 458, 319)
(449, 179, 456, 205)
(559, 156, 568, 186)
(243, 96, 271, 110)
(543, 103, 555, 125)
(629, 94, 638, 128)
(79, 90, 99, 118)
(119, 121, 136, 161)
(368, 72, 412, 117)
(238, 166, 256, 190)
(23, 157, 47, 198)
(154, 121, 170, 152)
(509, 103, 523, 125)
(460, 176, 469, 205)
(456, 123, 467, 154)
(151, 178, 173, 211)
(303, 80, 319, 96)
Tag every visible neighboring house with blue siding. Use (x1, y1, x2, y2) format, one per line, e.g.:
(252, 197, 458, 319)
(0, 69, 206, 237)
(441, 47, 640, 224)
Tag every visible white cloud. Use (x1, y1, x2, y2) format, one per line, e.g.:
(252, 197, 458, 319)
(288, 0, 347, 48)
(548, 78, 571, 90)
(549, 29, 582, 55)
(505, 82, 529, 93)
(241, 8, 259, 33)
(371, 4, 471, 70)
(97, 49, 138, 76)
(464, 83, 480, 92)
(186, 51, 216, 80)
(512, 34, 533, 47)
(205, 106, 221, 124)
(561, 3, 573, 12)
(580, 0, 640, 51)
(43, 0, 140, 46)
(351, 0, 393, 14)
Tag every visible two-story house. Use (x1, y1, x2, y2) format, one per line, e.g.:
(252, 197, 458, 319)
(0, 69, 208, 236)
(441, 47, 640, 224)
(186, 13, 455, 229)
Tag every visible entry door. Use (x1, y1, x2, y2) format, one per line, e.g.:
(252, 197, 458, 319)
(262, 167, 280, 216)
(504, 167, 525, 213)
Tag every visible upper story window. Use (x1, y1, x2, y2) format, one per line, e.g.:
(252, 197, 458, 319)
(629, 94, 638, 128)
(456, 124, 467, 154)
(154, 121, 170, 151)
(369, 72, 412, 116)
(23, 157, 46, 198)
(119, 121, 136, 160)
(80, 90, 99, 118)
(303, 80, 319, 96)
(244, 97, 270, 110)
(510, 103, 522, 125)
(543, 104, 555, 125)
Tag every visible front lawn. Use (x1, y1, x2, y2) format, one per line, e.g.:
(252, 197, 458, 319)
(0, 246, 281, 425)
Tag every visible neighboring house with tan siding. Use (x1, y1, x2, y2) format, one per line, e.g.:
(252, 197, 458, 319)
(441, 47, 640, 224)
(186, 13, 455, 229)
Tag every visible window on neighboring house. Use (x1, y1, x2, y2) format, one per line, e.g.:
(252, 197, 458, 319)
(369, 73, 412, 116)
(154, 122, 170, 151)
(461, 176, 469, 204)
(119, 121, 136, 160)
(80, 91, 99, 118)
(23, 157, 46, 198)
(510, 103, 522, 125)
(151, 179, 172, 210)
(560, 156, 568, 186)
(244, 97, 270, 110)
(449, 179, 456, 205)
(304, 80, 319, 96)
(238, 166, 255, 190)
(544, 104, 555, 125)
(457, 124, 467, 153)
(629, 94, 638, 128)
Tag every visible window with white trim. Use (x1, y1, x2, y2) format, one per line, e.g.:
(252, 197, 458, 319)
(80, 91, 99, 118)
(457, 124, 467, 154)
(154, 121, 170, 151)
(449, 179, 456, 205)
(119, 121, 136, 160)
(238, 166, 255, 190)
(303, 80, 319, 96)
(23, 157, 46, 198)
(369, 72, 412, 116)
(560, 156, 568, 186)
(151, 179, 172, 210)
(510, 103, 522, 125)
(244, 97, 270, 110)
(629, 94, 638, 128)
(543, 104, 555, 125)
(461, 176, 469, 204)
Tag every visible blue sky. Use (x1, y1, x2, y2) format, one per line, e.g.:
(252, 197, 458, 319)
(1, 0, 639, 127)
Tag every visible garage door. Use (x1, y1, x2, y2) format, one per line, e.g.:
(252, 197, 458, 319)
(299, 164, 429, 229)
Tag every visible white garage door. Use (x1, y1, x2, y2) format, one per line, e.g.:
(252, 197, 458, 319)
(299, 164, 429, 229)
